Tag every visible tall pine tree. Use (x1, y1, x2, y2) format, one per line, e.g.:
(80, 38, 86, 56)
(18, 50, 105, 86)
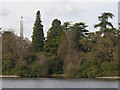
(31, 10, 44, 53)
(44, 19, 63, 55)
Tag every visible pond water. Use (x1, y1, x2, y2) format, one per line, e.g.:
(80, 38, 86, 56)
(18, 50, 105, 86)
(2, 78, 119, 88)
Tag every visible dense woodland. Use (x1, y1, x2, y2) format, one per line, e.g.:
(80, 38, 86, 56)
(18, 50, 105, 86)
(2, 11, 120, 78)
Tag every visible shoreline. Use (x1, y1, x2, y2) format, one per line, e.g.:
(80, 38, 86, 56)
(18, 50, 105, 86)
(0, 75, 20, 78)
(1, 75, 120, 79)
(96, 76, 120, 79)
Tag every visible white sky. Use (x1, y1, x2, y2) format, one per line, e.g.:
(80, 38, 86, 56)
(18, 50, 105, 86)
(0, 1, 118, 40)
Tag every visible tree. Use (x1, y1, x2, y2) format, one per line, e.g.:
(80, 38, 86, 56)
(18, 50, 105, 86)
(44, 19, 63, 55)
(62, 22, 72, 31)
(2, 12, 119, 78)
(70, 22, 89, 51)
(71, 22, 88, 40)
(36, 52, 49, 77)
(2, 30, 31, 75)
(94, 12, 114, 33)
(31, 10, 44, 53)
(58, 22, 88, 77)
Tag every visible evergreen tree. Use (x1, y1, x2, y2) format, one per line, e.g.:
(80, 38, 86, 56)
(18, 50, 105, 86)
(94, 12, 114, 33)
(71, 22, 88, 40)
(44, 19, 63, 55)
(31, 10, 44, 52)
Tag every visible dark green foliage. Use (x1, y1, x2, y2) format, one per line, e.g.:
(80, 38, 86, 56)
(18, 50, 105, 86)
(94, 12, 114, 33)
(44, 19, 63, 55)
(2, 60, 13, 75)
(48, 56, 63, 74)
(62, 22, 71, 30)
(25, 52, 37, 63)
(71, 22, 88, 40)
(31, 10, 44, 52)
(71, 22, 89, 51)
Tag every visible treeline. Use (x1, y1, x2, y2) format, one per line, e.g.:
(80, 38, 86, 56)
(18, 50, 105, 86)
(2, 11, 120, 78)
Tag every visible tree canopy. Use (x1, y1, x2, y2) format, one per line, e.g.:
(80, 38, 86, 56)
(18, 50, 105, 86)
(31, 10, 44, 53)
(2, 11, 119, 78)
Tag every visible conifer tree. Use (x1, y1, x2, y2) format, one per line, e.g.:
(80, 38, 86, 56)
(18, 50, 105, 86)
(44, 19, 63, 54)
(94, 12, 114, 33)
(31, 10, 44, 52)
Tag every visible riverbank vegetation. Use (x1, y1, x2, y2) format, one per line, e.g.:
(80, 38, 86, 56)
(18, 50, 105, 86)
(2, 11, 120, 78)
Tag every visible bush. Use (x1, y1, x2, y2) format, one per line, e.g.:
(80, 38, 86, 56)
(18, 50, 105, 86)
(36, 52, 49, 77)
(2, 60, 13, 75)
(77, 59, 101, 78)
(48, 56, 63, 74)
(65, 63, 79, 78)
(101, 61, 118, 76)
(11, 65, 31, 77)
